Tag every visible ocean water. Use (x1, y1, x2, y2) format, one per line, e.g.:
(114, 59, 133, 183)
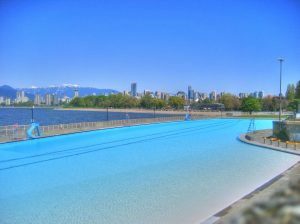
(0, 119, 299, 224)
(0, 108, 177, 126)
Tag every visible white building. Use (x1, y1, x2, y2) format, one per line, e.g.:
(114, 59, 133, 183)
(5, 98, 11, 106)
(34, 94, 42, 105)
(61, 95, 71, 103)
(45, 94, 53, 106)
(209, 90, 218, 101)
(16, 90, 29, 103)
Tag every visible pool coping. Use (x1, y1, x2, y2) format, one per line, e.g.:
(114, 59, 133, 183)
(239, 134, 300, 156)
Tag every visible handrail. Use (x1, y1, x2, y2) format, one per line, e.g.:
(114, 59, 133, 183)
(1, 115, 214, 142)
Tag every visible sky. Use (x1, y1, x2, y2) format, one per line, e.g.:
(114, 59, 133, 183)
(0, 0, 299, 95)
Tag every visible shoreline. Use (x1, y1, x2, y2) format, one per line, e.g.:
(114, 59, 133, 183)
(56, 107, 225, 116)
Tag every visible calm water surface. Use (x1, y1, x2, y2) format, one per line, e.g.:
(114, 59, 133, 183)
(0, 108, 176, 126)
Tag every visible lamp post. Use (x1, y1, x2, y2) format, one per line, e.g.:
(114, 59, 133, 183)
(31, 105, 35, 123)
(106, 107, 109, 121)
(278, 57, 284, 121)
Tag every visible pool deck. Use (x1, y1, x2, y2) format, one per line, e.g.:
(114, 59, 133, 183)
(240, 130, 300, 155)
(201, 130, 300, 224)
(205, 161, 300, 224)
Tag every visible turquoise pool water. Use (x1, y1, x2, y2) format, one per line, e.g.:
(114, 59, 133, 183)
(0, 119, 299, 224)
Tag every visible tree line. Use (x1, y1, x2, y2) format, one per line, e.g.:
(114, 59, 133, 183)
(69, 80, 300, 112)
(69, 94, 185, 109)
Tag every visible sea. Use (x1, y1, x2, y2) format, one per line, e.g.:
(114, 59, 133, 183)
(0, 108, 177, 126)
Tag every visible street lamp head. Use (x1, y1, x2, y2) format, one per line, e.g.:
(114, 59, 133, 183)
(278, 57, 284, 62)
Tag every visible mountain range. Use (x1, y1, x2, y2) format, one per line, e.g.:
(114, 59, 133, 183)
(0, 85, 119, 100)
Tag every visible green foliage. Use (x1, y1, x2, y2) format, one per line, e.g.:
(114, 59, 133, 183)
(139, 94, 155, 109)
(202, 98, 212, 104)
(70, 97, 86, 107)
(262, 96, 274, 111)
(286, 84, 295, 101)
(14, 101, 34, 107)
(153, 98, 166, 109)
(287, 99, 300, 112)
(241, 97, 261, 114)
(168, 96, 184, 109)
(295, 80, 300, 99)
(274, 129, 289, 141)
(219, 93, 241, 110)
(69, 93, 162, 109)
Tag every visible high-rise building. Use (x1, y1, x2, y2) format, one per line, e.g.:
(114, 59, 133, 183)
(74, 88, 79, 98)
(123, 90, 129, 96)
(16, 90, 28, 103)
(5, 98, 11, 106)
(155, 91, 162, 99)
(45, 94, 53, 106)
(143, 90, 152, 96)
(188, 85, 194, 101)
(0, 96, 4, 104)
(61, 95, 71, 103)
(53, 94, 59, 105)
(16, 90, 24, 100)
(199, 93, 208, 100)
(251, 91, 259, 98)
(177, 91, 186, 100)
(131, 82, 137, 97)
(209, 90, 218, 101)
(193, 91, 200, 102)
(258, 91, 264, 99)
(239, 93, 248, 98)
(34, 94, 42, 105)
(161, 92, 169, 101)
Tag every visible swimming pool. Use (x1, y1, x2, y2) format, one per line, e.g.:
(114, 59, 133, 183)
(0, 119, 299, 224)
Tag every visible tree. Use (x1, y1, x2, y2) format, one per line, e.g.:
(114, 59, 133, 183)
(70, 97, 85, 107)
(295, 80, 300, 99)
(219, 93, 241, 110)
(202, 98, 212, 104)
(153, 98, 166, 109)
(286, 84, 295, 101)
(241, 97, 261, 114)
(287, 99, 300, 112)
(139, 94, 155, 109)
(168, 96, 184, 109)
(262, 95, 274, 111)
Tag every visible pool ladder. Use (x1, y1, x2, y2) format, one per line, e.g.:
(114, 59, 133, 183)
(247, 118, 256, 133)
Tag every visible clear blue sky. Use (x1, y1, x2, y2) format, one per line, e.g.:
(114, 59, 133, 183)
(0, 0, 299, 95)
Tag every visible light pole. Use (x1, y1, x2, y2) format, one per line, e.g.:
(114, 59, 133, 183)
(106, 107, 109, 121)
(278, 57, 284, 121)
(31, 105, 35, 123)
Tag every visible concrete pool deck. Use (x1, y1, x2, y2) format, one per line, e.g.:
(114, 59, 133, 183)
(240, 130, 300, 155)
(207, 161, 300, 223)
(202, 130, 300, 224)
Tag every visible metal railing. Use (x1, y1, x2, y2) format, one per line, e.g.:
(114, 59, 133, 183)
(0, 115, 207, 143)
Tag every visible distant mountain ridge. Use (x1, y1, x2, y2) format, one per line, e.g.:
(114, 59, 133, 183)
(0, 85, 18, 99)
(0, 85, 119, 99)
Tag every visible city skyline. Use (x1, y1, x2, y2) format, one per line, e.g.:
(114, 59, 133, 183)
(0, 82, 287, 99)
(1, 0, 300, 94)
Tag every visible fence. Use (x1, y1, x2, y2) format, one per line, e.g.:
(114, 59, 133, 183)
(0, 115, 207, 143)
